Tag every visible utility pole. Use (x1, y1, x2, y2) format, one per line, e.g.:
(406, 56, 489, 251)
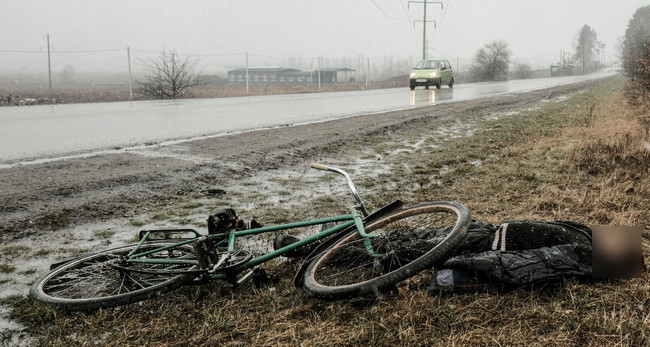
(46, 34, 52, 89)
(245, 51, 249, 92)
(366, 57, 369, 87)
(127, 47, 133, 101)
(409, 1, 443, 60)
(318, 56, 322, 89)
(423, 1, 427, 60)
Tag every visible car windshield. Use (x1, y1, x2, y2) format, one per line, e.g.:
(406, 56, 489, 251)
(414, 60, 440, 69)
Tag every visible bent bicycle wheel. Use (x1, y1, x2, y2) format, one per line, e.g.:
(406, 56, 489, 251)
(303, 201, 471, 300)
(30, 241, 198, 311)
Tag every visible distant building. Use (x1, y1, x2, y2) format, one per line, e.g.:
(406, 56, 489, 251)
(318, 68, 356, 83)
(227, 67, 355, 84)
(227, 68, 312, 83)
(550, 64, 579, 77)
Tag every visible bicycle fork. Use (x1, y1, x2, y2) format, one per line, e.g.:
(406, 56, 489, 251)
(352, 209, 384, 258)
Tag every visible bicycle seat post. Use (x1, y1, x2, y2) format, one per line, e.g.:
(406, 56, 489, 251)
(310, 163, 369, 217)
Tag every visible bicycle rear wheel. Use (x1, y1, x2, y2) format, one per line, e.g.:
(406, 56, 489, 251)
(303, 201, 471, 300)
(30, 241, 198, 311)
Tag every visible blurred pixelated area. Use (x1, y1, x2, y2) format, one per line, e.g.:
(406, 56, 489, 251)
(592, 226, 644, 278)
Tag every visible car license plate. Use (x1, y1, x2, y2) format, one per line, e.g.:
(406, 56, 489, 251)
(416, 79, 426, 82)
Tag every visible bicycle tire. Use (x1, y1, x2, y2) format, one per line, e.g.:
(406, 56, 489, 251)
(302, 201, 471, 300)
(30, 241, 198, 311)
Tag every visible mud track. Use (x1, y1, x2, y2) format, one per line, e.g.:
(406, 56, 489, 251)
(0, 81, 600, 241)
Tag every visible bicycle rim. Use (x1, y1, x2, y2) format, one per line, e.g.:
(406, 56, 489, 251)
(30, 241, 198, 311)
(303, 202, 471, 300)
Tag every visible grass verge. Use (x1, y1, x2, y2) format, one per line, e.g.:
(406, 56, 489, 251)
(7, 77, 649, 346)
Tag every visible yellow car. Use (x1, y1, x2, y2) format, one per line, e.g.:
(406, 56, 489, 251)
(409, 60, 454, 90)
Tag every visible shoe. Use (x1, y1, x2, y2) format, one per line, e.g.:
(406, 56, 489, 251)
(428, 269, 499, 296)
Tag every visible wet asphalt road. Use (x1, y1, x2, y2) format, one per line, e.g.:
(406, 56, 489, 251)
(0, 69, 617, 166)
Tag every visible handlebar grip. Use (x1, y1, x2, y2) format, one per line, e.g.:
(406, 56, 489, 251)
(310, 162, 329, 171)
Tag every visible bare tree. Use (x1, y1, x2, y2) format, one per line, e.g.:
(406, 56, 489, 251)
(514, 63, 532, 79)
(470, 40, 511, 82)
(62, 65, 75, 85)
(622, 5, 650, 145)
(574, 24, 604, 74)
(138, 50, 205, 99)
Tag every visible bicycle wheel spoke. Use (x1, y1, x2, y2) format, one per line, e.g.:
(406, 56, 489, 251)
(304, 202, 470, 299)
(32, 242, 199, 310)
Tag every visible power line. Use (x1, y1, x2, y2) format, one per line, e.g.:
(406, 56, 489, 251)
(130, 48, 245, 57)
(248, 53, 288, 60)
(129, 48, 163, 54)
(439, 0, 451, 28)
(189, 52, 244, 57)
(0, 48, 125, 53)
(54, 48, 125, 53)
(0, 49, 45, 53)
(368, 0, 401, 20)
(400, 0, 412, 21)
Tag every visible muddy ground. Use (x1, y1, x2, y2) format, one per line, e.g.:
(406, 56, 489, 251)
(0, 79, 592, 295)
(0, 78, 626, 344)
(0, 81, 591, 240)
(3, 75, 650, 346)
(0, 80, 600, 281)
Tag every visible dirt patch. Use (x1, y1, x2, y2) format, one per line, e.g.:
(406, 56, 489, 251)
(3, 76, 649, 346)
(0, 80, 595, 240)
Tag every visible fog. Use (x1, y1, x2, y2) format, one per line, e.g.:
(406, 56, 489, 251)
(1, 0, 647, 79)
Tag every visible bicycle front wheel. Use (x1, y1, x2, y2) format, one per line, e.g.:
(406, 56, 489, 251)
(30, 241, 198, 311)
(303, 201, 471, 300)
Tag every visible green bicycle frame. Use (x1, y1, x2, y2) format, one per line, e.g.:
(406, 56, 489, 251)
(127, 209, 384, 280)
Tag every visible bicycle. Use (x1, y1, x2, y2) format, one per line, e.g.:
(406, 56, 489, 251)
(30, 163, 471, 311)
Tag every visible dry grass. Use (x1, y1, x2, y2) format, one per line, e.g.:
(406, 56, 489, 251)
(0, 85, 132, 104)
(0, 80, 405, 105)
(6, 77, 650, 346)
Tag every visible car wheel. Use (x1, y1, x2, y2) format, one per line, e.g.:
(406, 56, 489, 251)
(448, 77, 454, 88)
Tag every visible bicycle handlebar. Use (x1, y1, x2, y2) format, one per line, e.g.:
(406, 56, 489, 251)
(310, 162, 368, 217)
(310, 162, 329, 171)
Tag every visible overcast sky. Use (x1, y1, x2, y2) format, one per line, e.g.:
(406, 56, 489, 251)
(1, 0, 648, 76)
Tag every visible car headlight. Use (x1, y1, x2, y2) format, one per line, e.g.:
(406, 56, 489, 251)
(429, 72, 437, 77)
(410, 73, 415, 78)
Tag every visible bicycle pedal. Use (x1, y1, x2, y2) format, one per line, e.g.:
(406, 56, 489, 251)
(194, 236, 220, 269)
(236, 269, 256, 285)
(208, 253, 231, 273)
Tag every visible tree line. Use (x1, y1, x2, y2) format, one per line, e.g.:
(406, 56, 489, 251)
(468, 24, 604, 82)
(621, 5, 650, 145)
(137, 22, 614, 98)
